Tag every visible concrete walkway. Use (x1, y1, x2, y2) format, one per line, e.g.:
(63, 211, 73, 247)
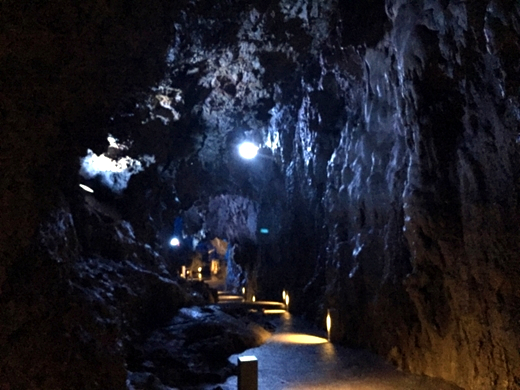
(203, 312, 463, 390)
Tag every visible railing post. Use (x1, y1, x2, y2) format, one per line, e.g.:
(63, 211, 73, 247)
(238, 356, 258, 390)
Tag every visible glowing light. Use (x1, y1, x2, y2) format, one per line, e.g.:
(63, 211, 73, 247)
(259, 228, 269, 234)
(218, 294, 243, 302)
(263, 309, 287, 314)
(268, 333, 328, 345)
(285, 293, 290, 310)
(326, 310, 332, 341)
(252, 295, 256, 302)
(282, 290, 286, 300)
(170, 237, 180, 247)
(197, 267, 202, 272)
(238, 142, 259, 159)
(79, 184, 94, 193)
(242, 287, 246, 295)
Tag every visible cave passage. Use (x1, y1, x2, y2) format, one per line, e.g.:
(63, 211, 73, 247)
(1, 0, 520, 389)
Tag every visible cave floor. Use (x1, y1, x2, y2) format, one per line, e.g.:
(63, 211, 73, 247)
(199, 313, 463, 390)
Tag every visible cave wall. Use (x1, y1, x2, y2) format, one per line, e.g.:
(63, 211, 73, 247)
(1, 0, 520, 389)
(0, 1, 179, 388)
(273, 1, 520, 389)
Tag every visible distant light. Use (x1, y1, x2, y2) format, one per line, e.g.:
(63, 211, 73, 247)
(79, 184, 94, 193)
(252, 295, 256, 302)
(285, 293, 290, 310)
(170, 237, 180, 247)
(259, 228, 269, 234)
(197, 267, 202, 272)
(263, 309, 286, 315)
(242, 287, 246, 295)
(282, 290, 286, 300)
(238, 142, 259, 159)
(268, 333, 328, 345)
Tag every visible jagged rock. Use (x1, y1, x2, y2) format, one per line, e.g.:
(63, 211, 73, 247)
(1, 0, 520, 389)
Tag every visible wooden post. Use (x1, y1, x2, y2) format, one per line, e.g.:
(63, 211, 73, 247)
(238, 356, 258, 390)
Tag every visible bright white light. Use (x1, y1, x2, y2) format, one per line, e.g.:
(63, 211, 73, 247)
(170, 237, 180, 247)
(238, 142, 259, 159)
(79, 184, 94, 193)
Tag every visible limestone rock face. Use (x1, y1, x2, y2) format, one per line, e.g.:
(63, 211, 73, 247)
(1, 0, 520, 389)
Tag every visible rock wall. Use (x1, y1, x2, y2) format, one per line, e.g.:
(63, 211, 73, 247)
(0, 1, 179, 388)
(1, 0, 520, 389)
(274, 1, 520, 389)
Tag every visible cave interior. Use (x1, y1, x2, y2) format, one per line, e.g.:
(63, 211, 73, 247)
(1, 0, 520, 389)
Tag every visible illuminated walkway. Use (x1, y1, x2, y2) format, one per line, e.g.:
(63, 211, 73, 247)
(205, 313, 463, 390)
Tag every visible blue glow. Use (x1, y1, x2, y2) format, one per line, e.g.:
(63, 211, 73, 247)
(170, 237, 180, 247)
(238, 142, 259, 159)
(260, 228, 269, 234)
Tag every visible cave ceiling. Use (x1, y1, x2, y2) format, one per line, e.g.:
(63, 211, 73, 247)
(90, 0, 373, 243)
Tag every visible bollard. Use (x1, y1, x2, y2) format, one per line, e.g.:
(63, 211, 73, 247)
(238, 356, 258, 390)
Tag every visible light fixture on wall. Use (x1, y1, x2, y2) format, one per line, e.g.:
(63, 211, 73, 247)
(238, 142, 259, 159)
(79, 184, 94, 193)
(326, 310, 332, 341)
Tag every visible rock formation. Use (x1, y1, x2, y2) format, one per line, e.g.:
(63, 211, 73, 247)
(1, 0, 519, 389)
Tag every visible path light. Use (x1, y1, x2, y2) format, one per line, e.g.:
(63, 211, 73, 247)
(238, 142, 259, 159)
(326, 310, 332, 341)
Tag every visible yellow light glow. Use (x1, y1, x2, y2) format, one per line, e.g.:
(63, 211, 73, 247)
(218, 294, 243, 301)
(242, 287, 246, 295)
(252, 295, 256, 302)
(263, 309, 287, 314)
(197, 267, 202, 272)
(285, 294, 290, 309)
(268, 333, 328, 345)
(282, 290, 286, 300)
(326, 310, 332, 341)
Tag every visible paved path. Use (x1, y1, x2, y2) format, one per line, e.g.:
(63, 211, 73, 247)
(203, 313, 463, 390)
